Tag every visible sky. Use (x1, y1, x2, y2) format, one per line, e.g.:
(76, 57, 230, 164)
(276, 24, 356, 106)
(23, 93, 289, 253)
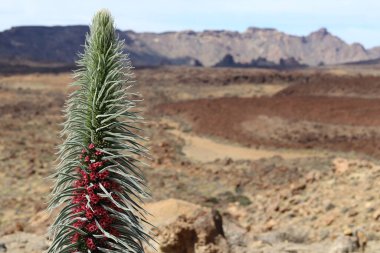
(1, 0, 380, 48)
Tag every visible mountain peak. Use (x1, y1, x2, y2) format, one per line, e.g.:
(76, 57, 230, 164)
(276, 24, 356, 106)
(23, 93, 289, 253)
(309, 27, 330, 37)
(317, 27, 329, 34)
(245, 27, 277, 33)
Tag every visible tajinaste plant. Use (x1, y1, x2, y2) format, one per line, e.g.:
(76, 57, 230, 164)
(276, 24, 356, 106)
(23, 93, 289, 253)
(47, 9, 151, 253)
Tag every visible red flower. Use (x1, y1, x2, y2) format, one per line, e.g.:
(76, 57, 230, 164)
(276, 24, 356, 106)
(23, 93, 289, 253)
(88, 163, 96, 171)
(102, 181, 111, 189)
(84, 156, 90, 162)
(72, 191, 86, 204)
(86, 187, 94, 195)
(98, 170, 109, 180)
(94, 206, 106, 216)
(90, 193, 100, 204)
(89, 143, 95, 149)
(89, 161, 104, 171)
(73, 220, 85, 228)
(71, 233, 80, 243)
(90, 172, 97, 181)
(82, 177, 89, 186)
(86, 238, 96, 250)
(86, 210, 94, 220)
(79, 170, 87, 177)
(86, 222, 98, 232)
(72, 198, 80, 204)
(95, 150, 103, 156)
(79, 203, 87, 211)
(100, 218, 110, 228)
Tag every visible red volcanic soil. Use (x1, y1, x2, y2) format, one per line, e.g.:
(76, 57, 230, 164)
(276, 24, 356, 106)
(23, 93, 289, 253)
(276, 75, 380, 98)
(156, 95, 380, 157)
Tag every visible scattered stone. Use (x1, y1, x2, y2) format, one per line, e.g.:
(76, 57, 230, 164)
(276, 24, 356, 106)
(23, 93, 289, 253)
(290, 181, 306, 195)
(257, 226, 309, 245)
(225, 204, 249, 228)
(332, 158, 350, 174)
(343, 226, 353, 236)
(325, 202, 336, 212)
(323, 213, 337, 226)
(263, 219, 277, 231)
(373, 210, 380, 220)
(0, 233, 48, 253)
(319, 229, 330, 241)
(329, 235, 358, 253)
(222, 220, 248, 252)
(0, 243, 6, 253)
(366, 207, 375, 213)
(348, 210, 358, 217)
(248, 240, 265, 249)
(356, 230, 367, 253)
(224, 158, 233, 166)
(305, 170, 321, 183)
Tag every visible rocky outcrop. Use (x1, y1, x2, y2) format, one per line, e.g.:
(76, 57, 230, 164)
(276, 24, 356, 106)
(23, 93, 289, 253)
(214, 54, 305, 69)
(0, 26, 379, 68)
(145, 199, 231, 253)
(2, 198, 380, 253)
(124, 27, 379, 67)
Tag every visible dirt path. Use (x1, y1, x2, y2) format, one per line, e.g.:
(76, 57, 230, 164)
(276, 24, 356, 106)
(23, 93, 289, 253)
(168, 128, 327, 162)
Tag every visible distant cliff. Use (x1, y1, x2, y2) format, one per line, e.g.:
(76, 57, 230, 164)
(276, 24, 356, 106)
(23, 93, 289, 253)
(0, 25, 378, 68)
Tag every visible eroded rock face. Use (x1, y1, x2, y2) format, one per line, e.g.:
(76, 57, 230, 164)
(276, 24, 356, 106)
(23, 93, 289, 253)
(0, 26, 378, 68)
(117, 27, 379, 67)
(157, 214, 229, 253)
(145, 199, 229, 253)
(159, 219, 197, 253)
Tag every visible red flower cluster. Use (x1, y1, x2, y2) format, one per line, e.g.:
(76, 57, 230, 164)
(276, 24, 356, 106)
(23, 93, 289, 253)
(70, 143, 120, 251)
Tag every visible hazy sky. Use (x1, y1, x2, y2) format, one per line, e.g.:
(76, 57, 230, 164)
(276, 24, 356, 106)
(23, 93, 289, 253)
(1, 0, 380, 48)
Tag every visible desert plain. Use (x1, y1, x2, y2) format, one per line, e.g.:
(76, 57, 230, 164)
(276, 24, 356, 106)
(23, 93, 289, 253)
(1, 65, 380, 252)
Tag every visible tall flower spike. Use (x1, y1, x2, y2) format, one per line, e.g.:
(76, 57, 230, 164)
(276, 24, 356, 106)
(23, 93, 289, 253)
(47, 9, 152, 253)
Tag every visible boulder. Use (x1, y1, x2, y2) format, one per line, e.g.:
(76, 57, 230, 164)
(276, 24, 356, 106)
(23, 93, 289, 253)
(329, 235, 359, 253)
(145, 199, 231, 253)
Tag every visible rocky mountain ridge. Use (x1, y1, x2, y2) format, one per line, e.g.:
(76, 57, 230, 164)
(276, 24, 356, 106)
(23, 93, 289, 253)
(0, 25, 379, 68)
